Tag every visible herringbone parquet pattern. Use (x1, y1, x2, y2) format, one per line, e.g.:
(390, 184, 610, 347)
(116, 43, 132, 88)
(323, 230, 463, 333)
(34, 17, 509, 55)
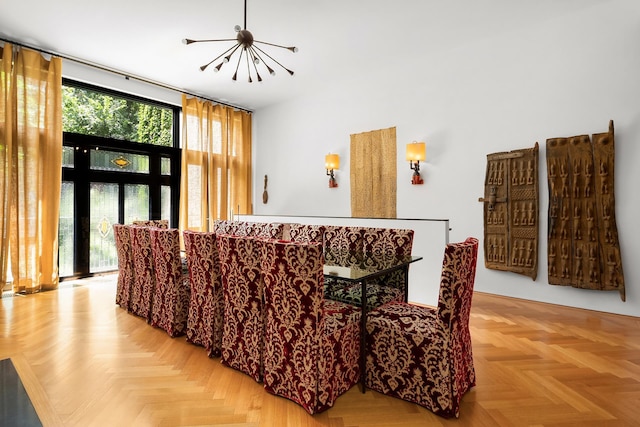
(1, 275, 639, 426)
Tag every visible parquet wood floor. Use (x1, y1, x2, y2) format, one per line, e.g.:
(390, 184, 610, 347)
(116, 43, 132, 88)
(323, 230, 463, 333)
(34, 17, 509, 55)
(1, 275, 639, 426)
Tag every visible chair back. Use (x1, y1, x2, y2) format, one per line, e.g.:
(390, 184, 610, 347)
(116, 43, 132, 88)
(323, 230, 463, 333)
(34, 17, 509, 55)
(262, 239, 327, 412)
(216, 234, 264, 381)
(324, 226, 364, 266)
(183, 230, 223, 356)
(213, 220, 240, 235)
(113, 224, 134, 310)
(436, 237, 479, 334)
(132, 219, 168, 228)
(252, 222, 285, 239)
(363, 227, 414, 258)
(289, 223, 326, 244)
(150, 228, 189, 337)
(130, 225, 156, 321)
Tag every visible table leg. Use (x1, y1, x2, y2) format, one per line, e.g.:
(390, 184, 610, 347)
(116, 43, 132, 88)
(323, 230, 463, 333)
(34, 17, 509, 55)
(360, 279, 367, 393)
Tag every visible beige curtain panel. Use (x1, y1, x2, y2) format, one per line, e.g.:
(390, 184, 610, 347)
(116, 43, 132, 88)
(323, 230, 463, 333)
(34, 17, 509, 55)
(0, 43, 63, 294)
(179, 95, 252, 232)
(350, 126, 397, 218)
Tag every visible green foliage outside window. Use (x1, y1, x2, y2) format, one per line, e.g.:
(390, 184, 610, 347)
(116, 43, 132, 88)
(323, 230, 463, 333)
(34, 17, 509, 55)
(62, 86, 173, 146)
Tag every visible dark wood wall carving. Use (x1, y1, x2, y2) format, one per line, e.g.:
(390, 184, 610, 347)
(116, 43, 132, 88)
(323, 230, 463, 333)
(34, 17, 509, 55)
(479, 143, 539, 280)
(546, 120, 625, 301)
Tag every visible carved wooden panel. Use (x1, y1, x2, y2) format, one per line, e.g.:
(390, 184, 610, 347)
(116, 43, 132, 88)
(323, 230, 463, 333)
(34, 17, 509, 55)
(479, 143, 539, 280)
(546, 120, 625, 301)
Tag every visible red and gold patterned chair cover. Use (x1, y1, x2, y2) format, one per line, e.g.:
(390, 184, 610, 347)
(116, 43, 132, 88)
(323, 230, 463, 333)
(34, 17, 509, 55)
(213, 220, 240, 235)
(328, 227, 415, 308)
(130, 225, 156, 322)
(362, 227, 414, 258)
(365, 237, 479, 418)
(251, 222, 284, 239)
(261, 239, 361, 414)
(132, 219, 169, 228)
(216, 234, 264, 382)
(113, 224, 134, 311)
(150, 228, 190, 337)
(183, 230, 223, 357)
(288, 223, 325, 244)
(323, 226, 365, 299)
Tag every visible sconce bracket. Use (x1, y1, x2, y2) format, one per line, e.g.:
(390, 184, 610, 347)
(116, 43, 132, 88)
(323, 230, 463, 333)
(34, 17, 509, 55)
(327, 169, 338, 188)
(410, 161, 423, 185)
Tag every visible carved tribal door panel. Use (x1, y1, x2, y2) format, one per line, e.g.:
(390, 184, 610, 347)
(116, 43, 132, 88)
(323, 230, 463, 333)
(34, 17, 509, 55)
(479, 143, 539, 280)
(546, 120, 625, 301)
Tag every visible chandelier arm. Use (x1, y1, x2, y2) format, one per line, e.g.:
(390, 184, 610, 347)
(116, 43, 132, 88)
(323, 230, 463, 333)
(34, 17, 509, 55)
(232, 47, 246, 81)
(245, 48, 253, 82)
(248, 47, 263, 81)
(249, 48, 274, 75)
(185, 38, 237, 44)
(200, 43, 240, 71)
(253, 40, 297, 52)
(252, 44, 295, 75)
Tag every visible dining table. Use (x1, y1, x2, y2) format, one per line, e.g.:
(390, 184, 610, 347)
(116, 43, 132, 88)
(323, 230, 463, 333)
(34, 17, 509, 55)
(323, 250, 423, 393)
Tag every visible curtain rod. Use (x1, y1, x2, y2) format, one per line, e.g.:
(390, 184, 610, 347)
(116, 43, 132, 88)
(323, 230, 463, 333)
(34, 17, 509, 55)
(0, 36, 253, 113)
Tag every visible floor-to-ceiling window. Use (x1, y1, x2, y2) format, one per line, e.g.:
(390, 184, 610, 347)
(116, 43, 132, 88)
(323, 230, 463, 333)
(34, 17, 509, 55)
(59, 81, 180, 279)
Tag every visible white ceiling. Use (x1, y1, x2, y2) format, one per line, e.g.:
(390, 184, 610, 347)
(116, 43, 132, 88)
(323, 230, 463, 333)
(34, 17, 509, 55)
(0, 0, 603, 110)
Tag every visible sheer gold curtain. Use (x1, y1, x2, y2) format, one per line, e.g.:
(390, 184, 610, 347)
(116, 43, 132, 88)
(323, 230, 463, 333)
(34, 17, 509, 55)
(0, 43, 63, 294)
(179, 95, 252, 232)
(350, 126, 397, 218)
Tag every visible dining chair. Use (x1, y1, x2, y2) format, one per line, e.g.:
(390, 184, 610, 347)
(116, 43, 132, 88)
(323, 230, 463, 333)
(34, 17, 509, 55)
(261, 239, 361, 414)
(288, 223, 325, 244)
(213, 220, 240, 235)
(347, 227, 416, 306)
(252, 222, 285, 239)
(150, 228, 190, 337)
(132, 219, 168, 228)
(216, 234, 264, 382)
(364, 237, 479, 418)
(183, 230, 223, 357)
(129, 225, 156, 322)
(113, 224, 134, 311)
(323, 226, 365, 300)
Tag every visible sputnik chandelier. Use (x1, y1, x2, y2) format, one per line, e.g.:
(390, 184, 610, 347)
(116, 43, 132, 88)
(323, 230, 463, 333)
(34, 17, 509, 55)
(182, 0, 298, 82)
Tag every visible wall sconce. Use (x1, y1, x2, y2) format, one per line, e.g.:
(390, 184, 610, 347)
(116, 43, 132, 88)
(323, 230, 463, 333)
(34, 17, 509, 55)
(325, 153, 340, 188)
(406, 141, 426, 185)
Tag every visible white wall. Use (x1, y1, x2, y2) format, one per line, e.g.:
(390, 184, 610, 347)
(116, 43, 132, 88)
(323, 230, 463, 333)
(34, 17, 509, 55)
(252, 1, 640, 316)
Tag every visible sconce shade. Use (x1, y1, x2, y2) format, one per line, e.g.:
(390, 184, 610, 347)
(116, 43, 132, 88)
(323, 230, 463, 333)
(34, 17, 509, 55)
(325, 153, 340, 170)
(406, 142, 426, 162)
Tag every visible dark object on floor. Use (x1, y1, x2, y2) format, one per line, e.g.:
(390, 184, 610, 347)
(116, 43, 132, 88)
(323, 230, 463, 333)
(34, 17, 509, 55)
(0, 358, 42, 427)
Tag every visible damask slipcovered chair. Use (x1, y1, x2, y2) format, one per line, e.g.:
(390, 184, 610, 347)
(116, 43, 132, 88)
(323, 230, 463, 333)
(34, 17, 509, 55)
(130, 225, 156, 321)
(132, 219, 168, 228)
(213, 220, 240, 235)
(251, 222, 284, 239)
(323, 226, 365, 299)
(261, 239, 361, 414)
(216, 234, 264, 382)
(288, 223, 325, 244)
(113, 224, 134, 311)
(365, 237, 479, 418)
(150, 228, 190, 337)
(328, 227, 415, 308)
(183, 230, 223, 357)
